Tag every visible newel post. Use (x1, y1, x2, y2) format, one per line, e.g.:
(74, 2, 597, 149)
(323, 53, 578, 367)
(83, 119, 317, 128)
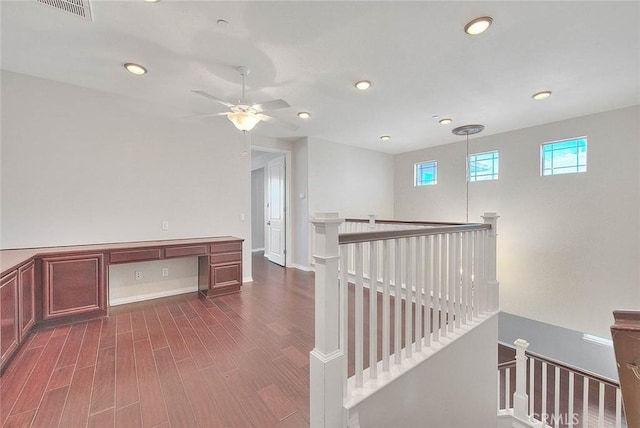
(482, 212, 500, 312)
(309, 213, 345, 428)
(513, 339, 530, 420)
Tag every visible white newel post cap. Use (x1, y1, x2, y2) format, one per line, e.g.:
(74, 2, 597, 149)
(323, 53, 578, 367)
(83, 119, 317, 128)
(482, 212, 500, 236)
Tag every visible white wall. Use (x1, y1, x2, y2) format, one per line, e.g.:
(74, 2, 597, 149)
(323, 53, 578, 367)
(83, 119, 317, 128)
(308, 137, 394, 219)
(292, 138, 310, 268)
(395, 106, 640, 337)
(0, 70, 270, 289)
(350, 314, 498, 428)
(251, 168, 265, 250)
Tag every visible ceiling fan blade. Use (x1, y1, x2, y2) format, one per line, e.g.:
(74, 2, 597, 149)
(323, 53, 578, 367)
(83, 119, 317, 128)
(252, 99, 290, 112)
(184, 112, 228, 120)
(257, 113, 299, 131)
(191, 90, 235, 108)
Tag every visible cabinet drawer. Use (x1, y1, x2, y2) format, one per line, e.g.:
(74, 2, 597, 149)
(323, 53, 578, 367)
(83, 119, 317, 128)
(210, 251, 242, 264)
(210, 241, 242, 254)
(165, 245, 208, 258)
(109, 248, 162, 264)
(211, 263, 242, 288)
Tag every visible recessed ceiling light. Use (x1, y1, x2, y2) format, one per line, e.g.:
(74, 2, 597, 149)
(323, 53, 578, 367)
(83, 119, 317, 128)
(439, 118, 453, 125)
(464, 16, 493, 35)
(380, 135, 391, 141)
(124, 63, 147, 75)
(532, 90, 552, 100)
(432, 114, 440, 119)
(355, 80, 372, 90)
(297, 112, 311, 119)
(217, 19, 229, 29)
(144, 0, 160, 3)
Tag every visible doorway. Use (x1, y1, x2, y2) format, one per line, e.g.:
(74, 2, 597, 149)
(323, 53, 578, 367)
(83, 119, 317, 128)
(251, 150, 288, 267)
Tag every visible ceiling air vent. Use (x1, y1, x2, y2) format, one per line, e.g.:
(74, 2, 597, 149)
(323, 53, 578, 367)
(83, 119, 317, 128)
(36, 0, 93, 21)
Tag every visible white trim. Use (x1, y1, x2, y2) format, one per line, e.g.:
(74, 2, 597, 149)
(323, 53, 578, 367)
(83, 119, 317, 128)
(243, 276, 254, 283)
(109, 285, 196, 306)
(251, 248, 265, 253)
(291, 263, 315, 272)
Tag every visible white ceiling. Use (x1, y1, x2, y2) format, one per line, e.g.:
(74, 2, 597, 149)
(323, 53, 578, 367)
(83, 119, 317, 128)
(2, 1, 639, 154)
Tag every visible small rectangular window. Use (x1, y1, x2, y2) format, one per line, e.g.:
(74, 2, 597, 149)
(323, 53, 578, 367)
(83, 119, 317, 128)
(541, 137, 587, 176)
(415, 160, 437, 186)
(468, 151, 499, 182)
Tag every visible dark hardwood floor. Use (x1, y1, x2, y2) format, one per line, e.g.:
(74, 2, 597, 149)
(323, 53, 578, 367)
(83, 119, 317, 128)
(1, 253, 314, 428)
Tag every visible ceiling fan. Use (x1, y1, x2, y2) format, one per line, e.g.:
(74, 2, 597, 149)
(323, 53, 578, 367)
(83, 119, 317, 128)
(191, 66, 297, 134)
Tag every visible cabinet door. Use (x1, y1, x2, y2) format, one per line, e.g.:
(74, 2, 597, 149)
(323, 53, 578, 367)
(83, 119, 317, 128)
(1, 271, 20, 370)
(42, 253, 106, 320)
(18, 261, 36, 339)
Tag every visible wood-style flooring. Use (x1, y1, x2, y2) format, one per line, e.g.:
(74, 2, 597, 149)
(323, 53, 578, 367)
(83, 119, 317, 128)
(1, 253, 314, 428)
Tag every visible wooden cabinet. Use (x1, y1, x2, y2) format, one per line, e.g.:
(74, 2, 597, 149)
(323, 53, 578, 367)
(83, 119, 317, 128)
(41, 253, 106, 320)
(1, 271, 19, 371)
(18, 260, 36, 339)
(198, 241, 243, 297)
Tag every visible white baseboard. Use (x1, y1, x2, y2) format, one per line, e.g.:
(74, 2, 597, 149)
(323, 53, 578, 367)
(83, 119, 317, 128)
(243, 276, 254, 283)
(291, 263, 314, 272)
(109, 285, 196, 306)
(251, 248, 265, 253)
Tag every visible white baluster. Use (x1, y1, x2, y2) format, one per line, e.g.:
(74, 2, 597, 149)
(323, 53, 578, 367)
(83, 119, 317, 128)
(355, 243, 364, 388)
(598, 382, 605, 428)
(461, 232, 468, 325)
(369, 241, 377, 380)
(582, 377, 589, 428)
(506, 367, 511, 409)
(432, 235, 440, 343)
(513, 339, 530, 420)
(482, 212, 500, 312)
(424, 235, 432, 348)
(464, 232, 473, 322)
(472, 230, 480, 318)
(448, 233, 456, 333)
(310, 213, 345, 428)
(568, 372, 575, 428)
(554, 366, 560, 428)
(382, 240, 390, 372)
(440, 234, 447, 338)
(498, 370, 502, 410)
(340, 246, 349, 400)
(529, 358, 535, 421)
(415, 236, 423, 352)
(394, 238, 402, 364)
(542, 362, 548, 419)
(405, 238, 413, 358)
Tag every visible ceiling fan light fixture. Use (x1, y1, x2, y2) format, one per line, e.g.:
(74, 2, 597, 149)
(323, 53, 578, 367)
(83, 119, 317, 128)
(464, 16, 493, 35)
(297, 111, 311, 119)
(227, 112, 260, 131)
(532, 90, 552, 100)
(355, 80, 372, 90)
(439, 118, 453, 125)
(124, 62, 147, 75)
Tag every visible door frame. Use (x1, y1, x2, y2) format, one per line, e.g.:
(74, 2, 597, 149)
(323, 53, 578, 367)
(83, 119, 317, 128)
(251, 145, 293, 268)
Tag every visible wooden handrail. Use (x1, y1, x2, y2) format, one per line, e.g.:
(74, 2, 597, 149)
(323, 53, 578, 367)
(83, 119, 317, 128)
(339, 223, 491, 245)
(499, 346, 620, 388)
(344, 218, 465, 226)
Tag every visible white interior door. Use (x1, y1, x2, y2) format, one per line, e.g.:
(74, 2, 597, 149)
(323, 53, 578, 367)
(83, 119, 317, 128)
(266, 156, 286, 266)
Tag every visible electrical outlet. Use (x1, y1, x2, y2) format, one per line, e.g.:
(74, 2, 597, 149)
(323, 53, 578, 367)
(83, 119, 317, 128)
(135, 271, 143, 280)
(162, 267, 169, 277)
(161, 221, 169, 231)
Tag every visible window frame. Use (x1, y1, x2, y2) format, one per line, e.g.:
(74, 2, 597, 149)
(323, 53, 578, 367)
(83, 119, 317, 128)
(540, 136, 588, 176)
(414, 160, 438, 187)
(468, 150, 499, 182)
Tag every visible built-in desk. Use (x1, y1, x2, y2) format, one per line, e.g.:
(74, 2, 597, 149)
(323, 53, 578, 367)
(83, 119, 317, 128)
(0, 236, 243, 373)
